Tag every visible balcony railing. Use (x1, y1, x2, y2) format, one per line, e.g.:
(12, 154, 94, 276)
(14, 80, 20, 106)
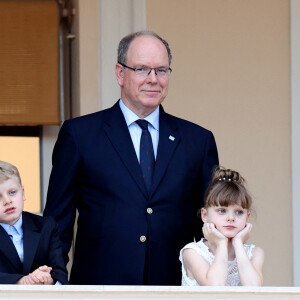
(1, 285, 300, 299)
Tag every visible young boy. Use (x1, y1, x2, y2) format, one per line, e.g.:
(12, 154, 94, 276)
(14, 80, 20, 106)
(0, 161, 68, 284)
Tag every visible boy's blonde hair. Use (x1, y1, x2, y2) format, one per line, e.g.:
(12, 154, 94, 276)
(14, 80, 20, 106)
(0, 161, 22, 185)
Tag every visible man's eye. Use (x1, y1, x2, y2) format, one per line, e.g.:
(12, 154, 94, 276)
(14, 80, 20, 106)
(136, 67, 148, 72)
(156, 68, 167, 74)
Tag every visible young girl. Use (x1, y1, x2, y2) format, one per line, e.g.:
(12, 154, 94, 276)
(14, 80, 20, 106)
(179, 167, 264, 286)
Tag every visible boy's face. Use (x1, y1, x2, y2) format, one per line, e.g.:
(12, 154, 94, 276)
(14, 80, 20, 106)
(0, 176, 25, 225)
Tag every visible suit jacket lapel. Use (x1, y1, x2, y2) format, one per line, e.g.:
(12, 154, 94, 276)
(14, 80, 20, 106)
(0, 226, 23, 272)
(150, 106, 181, 196)
(22, 212, 41, 275)
(104, 102, 148, 198)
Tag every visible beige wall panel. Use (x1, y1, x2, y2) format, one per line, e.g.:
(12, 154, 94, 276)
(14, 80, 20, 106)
(0, 137, 40, 212)
(147, 0, 291, 286)
(76, 0, 100, 116)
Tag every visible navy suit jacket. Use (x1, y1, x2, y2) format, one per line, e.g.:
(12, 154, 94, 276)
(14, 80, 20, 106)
(44, 101, 218, 285)
(0, 212, 68, 284)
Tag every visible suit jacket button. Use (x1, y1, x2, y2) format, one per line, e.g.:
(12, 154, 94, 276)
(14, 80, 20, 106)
(140, 235, 146, 242)
(147, 208, 153, 214)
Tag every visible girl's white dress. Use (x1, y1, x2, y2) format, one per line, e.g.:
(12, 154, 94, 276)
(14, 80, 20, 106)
(179, 238, 255, 286)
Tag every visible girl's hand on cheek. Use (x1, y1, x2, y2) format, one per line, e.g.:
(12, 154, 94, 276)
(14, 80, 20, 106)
(202, 223, 228, 247)
(233, 223, 252, 245)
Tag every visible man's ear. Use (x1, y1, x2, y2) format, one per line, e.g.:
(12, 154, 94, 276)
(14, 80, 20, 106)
(115, 63, 125, 86)
(201, 208, 208, 223)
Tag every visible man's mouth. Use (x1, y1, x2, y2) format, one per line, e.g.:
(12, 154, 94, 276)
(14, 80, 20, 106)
(144, 90, 160, 93)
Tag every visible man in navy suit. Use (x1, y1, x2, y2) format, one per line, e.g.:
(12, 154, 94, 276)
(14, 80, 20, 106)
(44, 30, 219, 285)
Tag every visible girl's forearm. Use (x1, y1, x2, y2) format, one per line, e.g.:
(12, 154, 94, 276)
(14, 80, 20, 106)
(234, 243, 263, 286)
(205, 242, 228, 285)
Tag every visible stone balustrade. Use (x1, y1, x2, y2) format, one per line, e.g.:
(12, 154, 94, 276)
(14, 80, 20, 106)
(1, 285, 300, 299)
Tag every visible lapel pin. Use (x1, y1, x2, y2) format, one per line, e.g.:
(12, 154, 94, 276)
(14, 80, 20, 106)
(169, 135, 175, 141)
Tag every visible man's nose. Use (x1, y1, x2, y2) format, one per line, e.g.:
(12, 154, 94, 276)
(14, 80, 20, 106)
(146, 69, 158, 82)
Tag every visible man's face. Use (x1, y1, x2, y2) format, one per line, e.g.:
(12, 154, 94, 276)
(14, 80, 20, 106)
(116, 36, 170, 118)
(0, 177, 25, 225)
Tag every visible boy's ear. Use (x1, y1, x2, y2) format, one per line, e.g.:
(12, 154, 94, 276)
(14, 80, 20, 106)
(201, 208, 208, 223)
(22, 186, 26, 202)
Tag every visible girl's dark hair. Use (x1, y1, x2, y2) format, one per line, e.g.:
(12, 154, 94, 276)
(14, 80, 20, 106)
(203, 166, 252, 210)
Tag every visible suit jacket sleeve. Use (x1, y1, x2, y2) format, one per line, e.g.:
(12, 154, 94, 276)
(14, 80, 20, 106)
(0, 270, 23, 284)
(44, 217, 69, 285)
(43, 120, 79, 265)
(201, 130, 219, 194)
(194, 130, 219, 241)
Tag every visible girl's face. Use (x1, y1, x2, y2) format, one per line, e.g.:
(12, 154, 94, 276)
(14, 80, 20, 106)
(201, 204, 250, 238)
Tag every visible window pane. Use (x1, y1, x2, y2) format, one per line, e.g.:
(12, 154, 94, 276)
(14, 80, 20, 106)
(0, 136, 40, 212)
(0, 0, 59, 125)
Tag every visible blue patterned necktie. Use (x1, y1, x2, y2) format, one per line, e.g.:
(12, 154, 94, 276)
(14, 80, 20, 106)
(135, 119, 155, 193)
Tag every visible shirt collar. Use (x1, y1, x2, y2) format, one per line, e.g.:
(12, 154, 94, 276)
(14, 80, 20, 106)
(0, 214, 23, 235)
(119, 99, 159, 131)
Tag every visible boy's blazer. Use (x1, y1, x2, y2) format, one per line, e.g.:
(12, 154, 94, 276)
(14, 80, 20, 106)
(0, 211, 68, 284)
(45, 101, 219, 285)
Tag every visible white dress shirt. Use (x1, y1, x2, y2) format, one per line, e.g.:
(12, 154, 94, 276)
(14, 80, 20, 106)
(119, 99, 159, 162)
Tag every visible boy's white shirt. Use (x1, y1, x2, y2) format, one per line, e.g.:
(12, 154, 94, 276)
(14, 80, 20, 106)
(0, 215, 23, 262)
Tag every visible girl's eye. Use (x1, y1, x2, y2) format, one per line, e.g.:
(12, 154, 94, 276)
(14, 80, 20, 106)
(9, 190, 16, 196)
(236, 210, 244, 215)
(217, 208, 226, 214)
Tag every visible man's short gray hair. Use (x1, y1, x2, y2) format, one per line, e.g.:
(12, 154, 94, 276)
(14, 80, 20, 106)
(117, 30, 172, 66)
